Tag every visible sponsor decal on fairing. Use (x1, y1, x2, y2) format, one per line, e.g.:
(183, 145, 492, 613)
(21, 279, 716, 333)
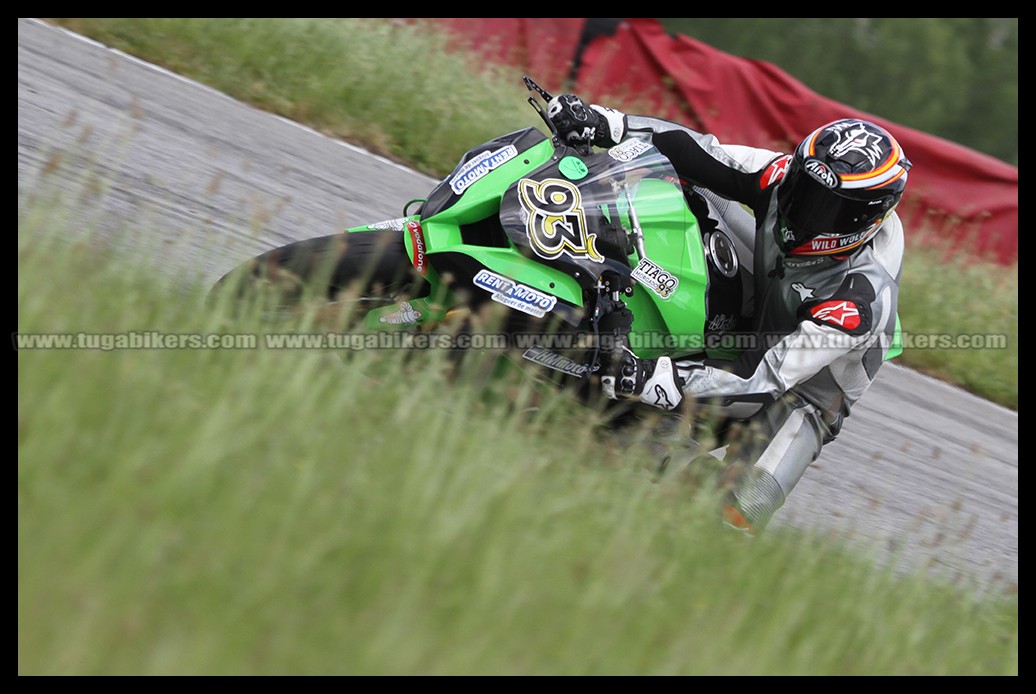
(406, 220, 428, 276)
(449, 145, 519, 195)
(517, 177, 604, 263)
(631, 258, 679, 300)
(473, 269, 558, 318)
(378, 301, 422, 325)
(367, 217, 408, 231)
(607, 138, 652, 163)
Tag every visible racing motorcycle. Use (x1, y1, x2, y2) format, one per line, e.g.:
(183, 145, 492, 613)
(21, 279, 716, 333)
(210, 76, 902, 413)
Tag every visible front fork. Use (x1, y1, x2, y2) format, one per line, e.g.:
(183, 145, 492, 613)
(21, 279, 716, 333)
(587, 270, 637, 376)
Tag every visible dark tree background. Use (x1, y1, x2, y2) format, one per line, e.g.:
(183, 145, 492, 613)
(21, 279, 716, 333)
(659, 18, 1017, 166)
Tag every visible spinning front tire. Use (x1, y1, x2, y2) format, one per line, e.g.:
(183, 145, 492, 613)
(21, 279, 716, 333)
(208, 232, 426, 326)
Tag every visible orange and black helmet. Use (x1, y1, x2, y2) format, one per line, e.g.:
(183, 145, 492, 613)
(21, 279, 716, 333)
(776, 119, 911, 256)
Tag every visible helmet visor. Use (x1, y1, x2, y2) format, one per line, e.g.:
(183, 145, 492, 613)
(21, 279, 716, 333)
(778, 165, 887, 240)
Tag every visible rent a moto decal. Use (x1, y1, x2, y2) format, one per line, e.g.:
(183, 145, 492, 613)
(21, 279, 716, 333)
(517, 178, 604, 264)
(809, 300, 861, 331)
(631, 257, 679, 300)
(450, 145, 518, 195)
(407, 220, 428, 276)
(473, 269, 558, 318)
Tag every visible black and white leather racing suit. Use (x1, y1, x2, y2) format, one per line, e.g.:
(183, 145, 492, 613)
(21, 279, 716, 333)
(617, 115, 904, 528)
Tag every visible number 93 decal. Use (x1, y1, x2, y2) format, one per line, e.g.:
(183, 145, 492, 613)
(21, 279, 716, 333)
(517, 178, 603, 263)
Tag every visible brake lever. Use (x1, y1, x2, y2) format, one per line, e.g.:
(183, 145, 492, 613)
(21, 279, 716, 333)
(525, 76, 595, 157)
(525, 76, 564, 148)
(523, 75, 554, 102)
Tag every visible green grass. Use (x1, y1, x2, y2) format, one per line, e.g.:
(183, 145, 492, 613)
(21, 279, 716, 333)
(41, 17, 1017, 410)
(17, 189, 1019, 675)
(900, 237, 1018, 409)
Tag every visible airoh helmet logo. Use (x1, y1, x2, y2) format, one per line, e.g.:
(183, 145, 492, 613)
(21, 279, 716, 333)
(804, 158, 838, 188)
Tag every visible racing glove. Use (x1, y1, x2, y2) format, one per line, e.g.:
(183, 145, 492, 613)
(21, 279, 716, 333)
(546, 94, 626, 147)
(601, 348, 686, 411)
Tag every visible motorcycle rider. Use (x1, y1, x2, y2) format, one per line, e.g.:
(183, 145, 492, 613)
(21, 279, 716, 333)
(547, 94, 910, 532)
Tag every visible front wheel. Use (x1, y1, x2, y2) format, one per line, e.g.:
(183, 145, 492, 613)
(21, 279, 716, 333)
(208, 231, 427, 326)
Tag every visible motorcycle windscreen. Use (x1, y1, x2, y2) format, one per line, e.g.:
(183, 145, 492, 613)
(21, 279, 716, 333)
(498, 142, 711, 357)
(497, 143, 682, 273)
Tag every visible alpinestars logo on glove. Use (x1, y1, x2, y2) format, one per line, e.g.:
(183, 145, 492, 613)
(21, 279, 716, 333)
(652, 384, 675, 409)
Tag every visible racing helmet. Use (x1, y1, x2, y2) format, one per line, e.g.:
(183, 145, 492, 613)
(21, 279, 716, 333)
(776, 119, 911, 256)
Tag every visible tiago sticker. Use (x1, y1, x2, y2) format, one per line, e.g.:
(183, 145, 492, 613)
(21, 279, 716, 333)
(631, 258, 679, 300)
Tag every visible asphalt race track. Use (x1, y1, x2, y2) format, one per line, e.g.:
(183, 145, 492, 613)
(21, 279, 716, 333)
(18, 19, 1019, 596)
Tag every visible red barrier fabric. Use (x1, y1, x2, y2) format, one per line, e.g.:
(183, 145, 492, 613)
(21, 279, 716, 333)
(576, 19, 1018, 264)
(421, 18, 1018, 264)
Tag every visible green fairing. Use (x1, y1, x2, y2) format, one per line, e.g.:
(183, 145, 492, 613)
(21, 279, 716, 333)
(619, 179, 708, 359)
